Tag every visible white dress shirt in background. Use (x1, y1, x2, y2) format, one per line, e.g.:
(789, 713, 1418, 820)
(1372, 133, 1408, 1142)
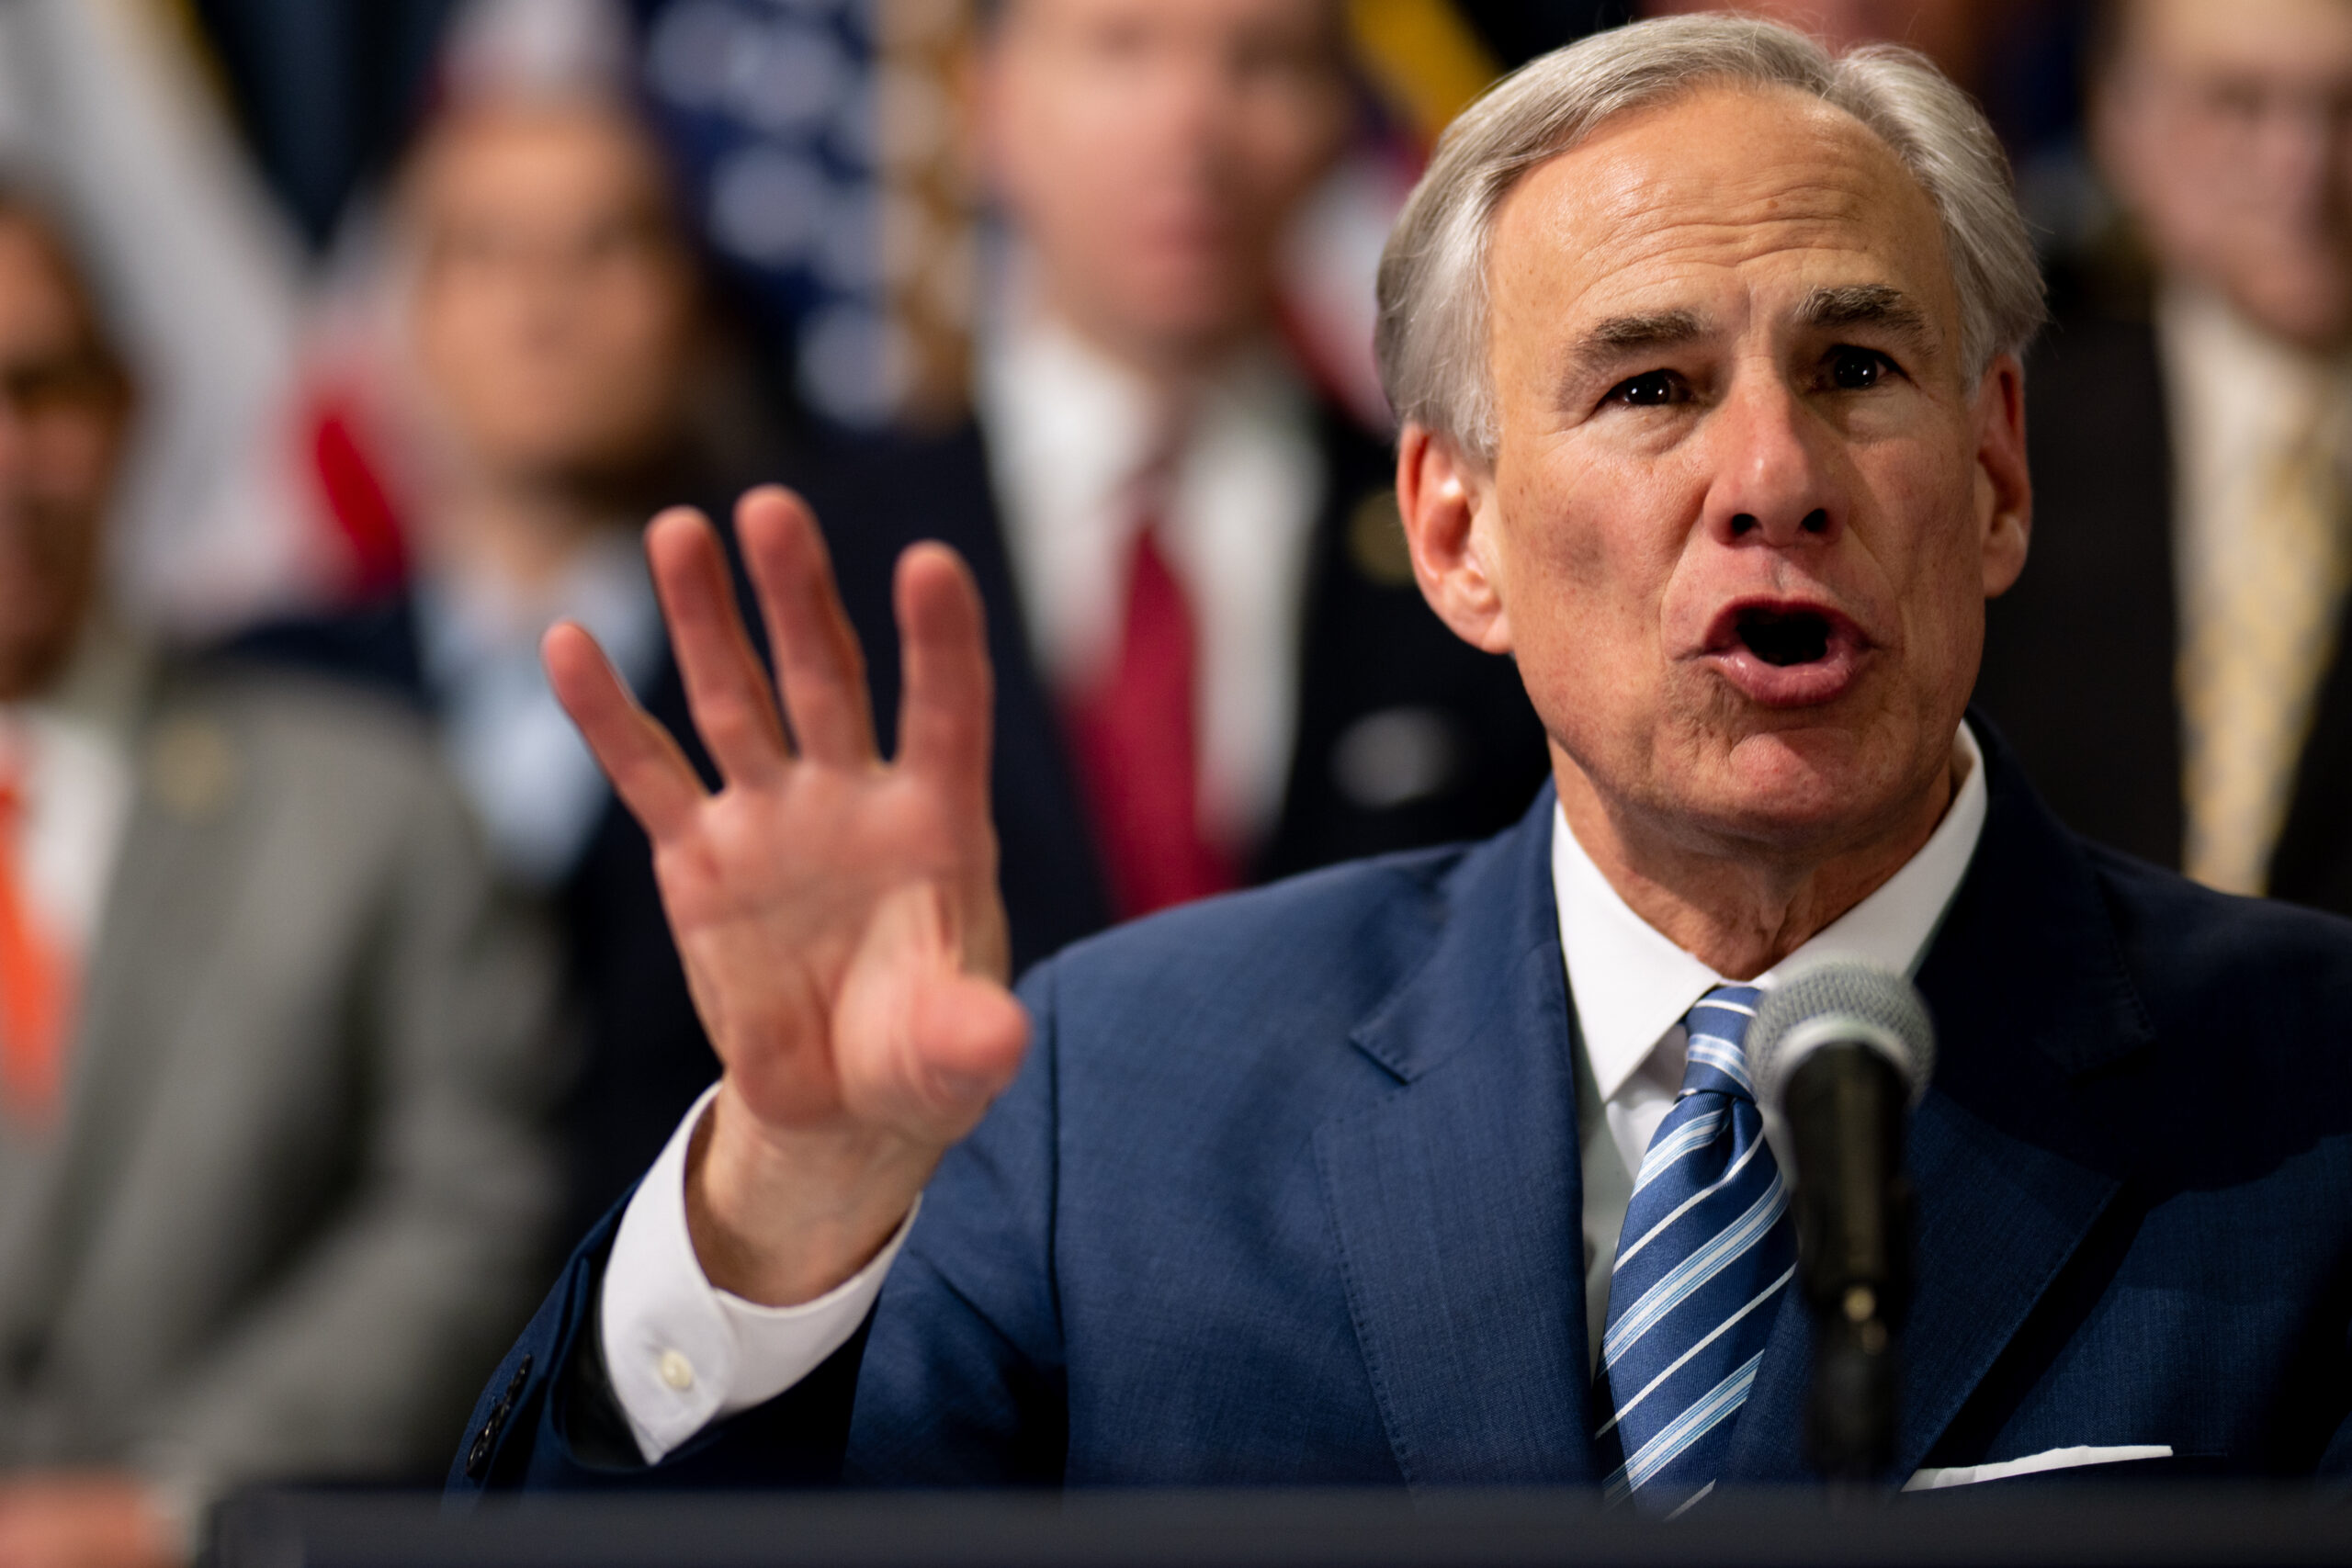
(415, 529, 664, 889)
(2159, 283, 2352, 639)
(2158, 282, 2352, 887)
(0, 623, 144, 978)
(976, 310, 1326, 852)
(599, 726, 1987, 1463)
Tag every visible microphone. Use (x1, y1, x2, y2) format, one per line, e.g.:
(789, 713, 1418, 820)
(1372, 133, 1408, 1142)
(1748, 960, 1937, 1485)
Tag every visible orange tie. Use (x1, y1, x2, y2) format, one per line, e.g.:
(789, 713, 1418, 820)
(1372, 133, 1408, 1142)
(0, 767, 73, 1122)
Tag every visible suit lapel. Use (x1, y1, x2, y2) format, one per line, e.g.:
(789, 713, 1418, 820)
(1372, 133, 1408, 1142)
(1728, 726, 2139, 1482)
(1315, 793, 1598, 1484)
(5, 678, 252, 1334)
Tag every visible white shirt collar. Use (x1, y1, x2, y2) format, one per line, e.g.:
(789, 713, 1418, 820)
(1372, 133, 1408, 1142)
(1554, 721, 1989, 1103)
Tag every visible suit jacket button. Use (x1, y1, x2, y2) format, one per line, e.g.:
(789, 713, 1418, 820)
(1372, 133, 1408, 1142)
(464, 1416, 500, 1480)
(464, 1355, 535, 1481)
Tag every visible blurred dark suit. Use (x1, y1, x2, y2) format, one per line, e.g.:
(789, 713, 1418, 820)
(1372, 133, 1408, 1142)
(1973, 287, 2352, 915)
(796, 405, 1555, 973)
(229, 600, 718, 1243)
(0, 657, 558, 1494)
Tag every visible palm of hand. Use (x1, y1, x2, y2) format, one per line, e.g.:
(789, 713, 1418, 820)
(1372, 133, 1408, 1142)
(659, 765, 1005, 1142)
(545, 488, 1028, 1301)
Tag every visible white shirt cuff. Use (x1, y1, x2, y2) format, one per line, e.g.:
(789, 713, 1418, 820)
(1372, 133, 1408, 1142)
(597, 1083, 918, 1463)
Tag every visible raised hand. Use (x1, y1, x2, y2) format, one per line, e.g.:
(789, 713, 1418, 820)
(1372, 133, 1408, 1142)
(544, 487, 1029, 1305)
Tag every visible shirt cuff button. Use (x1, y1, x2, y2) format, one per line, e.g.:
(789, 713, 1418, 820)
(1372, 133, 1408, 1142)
(657, 1348, 695, 1392)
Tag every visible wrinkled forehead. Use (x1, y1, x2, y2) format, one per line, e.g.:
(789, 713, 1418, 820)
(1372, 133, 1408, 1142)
(1487, 84, 1962, 363)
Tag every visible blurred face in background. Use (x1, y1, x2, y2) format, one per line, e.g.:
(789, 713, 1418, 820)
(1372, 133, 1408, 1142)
(1639, 0, 1994, 90)
(408, 102, 698, 489)
(974, 0, 1351, 373)
(2097, 0, 2352, 351)
(0, 214, 127, 702)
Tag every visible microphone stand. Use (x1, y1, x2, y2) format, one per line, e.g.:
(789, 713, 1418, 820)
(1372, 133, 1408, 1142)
(1783, 1043, 1912, 1504)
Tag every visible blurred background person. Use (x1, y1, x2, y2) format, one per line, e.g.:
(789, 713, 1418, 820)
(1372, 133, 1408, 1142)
(1638, 0, 1996, 81)
(237, 81, 775, 1241)
(1630, 1, 2105, 266)
(0, 0, 324, 636)
(242, 0, 1554, 1245)
(0, 190, 559, 1568)
(1973, 0, 2352, 913)
(791, 0, 1552, 973)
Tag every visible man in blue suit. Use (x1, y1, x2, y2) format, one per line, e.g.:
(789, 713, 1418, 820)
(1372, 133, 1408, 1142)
(451, 14, 2352, 1501)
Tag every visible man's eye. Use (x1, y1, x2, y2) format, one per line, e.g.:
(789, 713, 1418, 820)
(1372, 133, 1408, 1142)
(1827, 347, 1894, 390)
(1608, 370, 1686, 407)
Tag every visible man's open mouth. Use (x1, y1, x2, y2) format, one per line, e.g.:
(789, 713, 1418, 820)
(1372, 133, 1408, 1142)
(1734, 606, 1834, 667)
(1701, 599, 1871, 706)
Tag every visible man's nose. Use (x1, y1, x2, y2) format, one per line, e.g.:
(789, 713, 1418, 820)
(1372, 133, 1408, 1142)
(1700, 377, 1840, 549)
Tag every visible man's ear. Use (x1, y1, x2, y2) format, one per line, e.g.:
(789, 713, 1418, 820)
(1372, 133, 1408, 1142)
(1396, 423, 1512, 654)
(1973, 353, 2031, 599)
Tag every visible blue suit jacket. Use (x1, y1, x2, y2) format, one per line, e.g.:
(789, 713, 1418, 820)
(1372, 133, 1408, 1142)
(450, 726, 2352, 1493)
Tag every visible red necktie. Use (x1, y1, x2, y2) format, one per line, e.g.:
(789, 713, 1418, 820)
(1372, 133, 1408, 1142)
(0, 765, 72, 1122)
(1063, 523, 1238, 919)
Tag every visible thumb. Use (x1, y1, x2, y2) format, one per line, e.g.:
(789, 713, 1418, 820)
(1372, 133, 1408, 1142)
(906, 972, 1031, 1124)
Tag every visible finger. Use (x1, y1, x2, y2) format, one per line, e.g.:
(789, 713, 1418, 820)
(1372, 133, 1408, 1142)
(736, 485, 878, 767)
(646, 506, 792, 787)
(544, 622, 707, 840)
(893, 543, 993, 812)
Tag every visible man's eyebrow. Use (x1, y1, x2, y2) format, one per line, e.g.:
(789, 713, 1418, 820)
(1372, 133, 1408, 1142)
(1798, 284, 1933, 344)
(1571, 309, 1708, 368)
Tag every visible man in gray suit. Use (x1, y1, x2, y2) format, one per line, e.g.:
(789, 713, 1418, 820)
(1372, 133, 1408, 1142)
(0, 192, 561, 1568)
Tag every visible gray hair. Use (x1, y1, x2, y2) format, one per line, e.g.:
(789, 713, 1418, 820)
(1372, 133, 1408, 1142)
(1374, 15, 2044, 462)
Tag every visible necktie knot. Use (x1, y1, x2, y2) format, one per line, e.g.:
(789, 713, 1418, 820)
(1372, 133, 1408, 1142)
(1677, 984, 1760, 1104)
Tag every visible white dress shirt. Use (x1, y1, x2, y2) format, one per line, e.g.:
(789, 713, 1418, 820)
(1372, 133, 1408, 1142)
(1556, 723, 1986, 1365)
(976, 310, 1326, 850)
(602, 725, 1986, 1462)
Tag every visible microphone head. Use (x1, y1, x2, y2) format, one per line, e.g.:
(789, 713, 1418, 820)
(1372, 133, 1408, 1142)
(1748, 958, 1937, 1115)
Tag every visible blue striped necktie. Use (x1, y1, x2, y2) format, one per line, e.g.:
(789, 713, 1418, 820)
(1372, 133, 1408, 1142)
(1594, 984, 1797, 1510)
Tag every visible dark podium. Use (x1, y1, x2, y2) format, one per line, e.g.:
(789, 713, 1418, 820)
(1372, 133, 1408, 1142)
(212, 1487, 2352, 1568)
